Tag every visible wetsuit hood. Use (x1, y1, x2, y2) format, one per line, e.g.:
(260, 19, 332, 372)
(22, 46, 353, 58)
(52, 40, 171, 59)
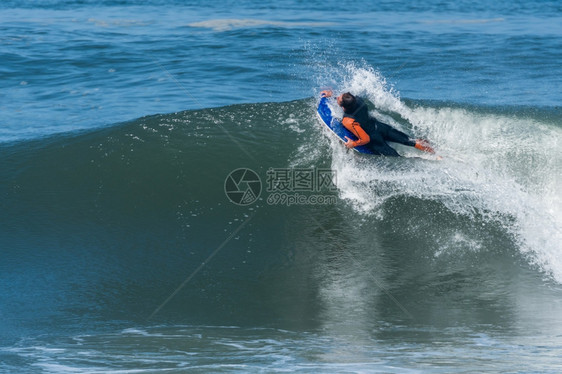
(343, 97, 370, 126)
(343, 98, 359, 114)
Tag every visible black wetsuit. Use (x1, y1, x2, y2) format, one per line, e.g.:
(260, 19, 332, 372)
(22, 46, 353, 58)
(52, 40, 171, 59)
(343, 97, 415, 156)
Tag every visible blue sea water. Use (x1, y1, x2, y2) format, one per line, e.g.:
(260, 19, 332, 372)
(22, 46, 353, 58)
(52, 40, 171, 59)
(1, 0, 562, 373)
(2, 0, 561, 142)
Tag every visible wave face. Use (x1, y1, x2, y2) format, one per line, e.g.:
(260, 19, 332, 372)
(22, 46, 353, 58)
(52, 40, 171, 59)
(1, 69, 562, 372)
(0, 68, 562, 334)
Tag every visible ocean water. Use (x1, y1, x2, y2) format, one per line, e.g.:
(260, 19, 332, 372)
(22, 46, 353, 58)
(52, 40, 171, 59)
(1, 0, 562, 372)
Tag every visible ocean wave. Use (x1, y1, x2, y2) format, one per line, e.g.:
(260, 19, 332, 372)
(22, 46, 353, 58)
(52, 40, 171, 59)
(0, 72, 561, 348)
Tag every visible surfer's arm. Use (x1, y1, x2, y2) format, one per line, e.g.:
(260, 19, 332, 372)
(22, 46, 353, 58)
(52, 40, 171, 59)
(342, 117, 370, 148)
(376, 120, 435, 154)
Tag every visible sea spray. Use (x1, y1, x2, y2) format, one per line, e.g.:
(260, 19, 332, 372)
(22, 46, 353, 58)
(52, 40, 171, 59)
(316, 66, 562, 282)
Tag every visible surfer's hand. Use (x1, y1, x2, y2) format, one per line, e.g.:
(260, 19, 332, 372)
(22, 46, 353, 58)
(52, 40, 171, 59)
(414, 139, 435, 154)
(320, 90, 333, 98)
(344, 136, 355, 148)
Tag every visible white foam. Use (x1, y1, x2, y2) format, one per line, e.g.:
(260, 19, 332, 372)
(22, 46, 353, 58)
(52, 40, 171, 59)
(188, 19, 335, 32)
(323, 63, 562, 283)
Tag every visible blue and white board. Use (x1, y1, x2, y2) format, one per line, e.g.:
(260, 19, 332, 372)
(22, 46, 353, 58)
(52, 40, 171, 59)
(316, 96, 375, 154)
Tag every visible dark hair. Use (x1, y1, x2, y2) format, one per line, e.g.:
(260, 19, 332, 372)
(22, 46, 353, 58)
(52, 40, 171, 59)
(340, 92, 356, 112)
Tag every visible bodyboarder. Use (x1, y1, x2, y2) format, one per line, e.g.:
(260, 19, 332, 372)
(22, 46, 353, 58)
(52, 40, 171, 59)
(321, 90, 435, 156)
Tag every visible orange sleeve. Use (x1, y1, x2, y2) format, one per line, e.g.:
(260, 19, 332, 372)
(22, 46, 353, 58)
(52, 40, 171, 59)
(342, 117, 370, 147)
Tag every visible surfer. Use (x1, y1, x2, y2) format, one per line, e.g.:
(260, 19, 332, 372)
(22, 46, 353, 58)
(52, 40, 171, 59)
(321, 90, 435, 156)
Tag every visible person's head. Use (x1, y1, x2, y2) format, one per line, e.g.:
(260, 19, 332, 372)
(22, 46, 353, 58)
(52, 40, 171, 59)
(337, 92, 356, 112)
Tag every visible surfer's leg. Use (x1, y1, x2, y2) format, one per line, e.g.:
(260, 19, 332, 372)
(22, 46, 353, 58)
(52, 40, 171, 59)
(376, 121, 416, 147)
